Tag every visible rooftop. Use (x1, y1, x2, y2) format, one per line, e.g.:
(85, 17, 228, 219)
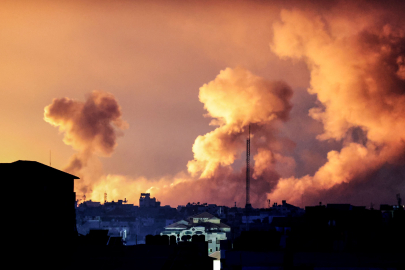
(190, 212, 218, 219)
(0, 160, 79, 179)
(165, 213, 230, 231)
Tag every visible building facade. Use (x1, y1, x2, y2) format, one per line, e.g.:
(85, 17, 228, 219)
(161, 212, 231, 254)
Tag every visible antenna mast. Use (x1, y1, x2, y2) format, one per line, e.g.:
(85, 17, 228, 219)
(246, 125, 251, 209)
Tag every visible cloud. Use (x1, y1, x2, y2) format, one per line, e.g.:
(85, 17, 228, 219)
(187, 67, 293, 180)
(62, 68, 295, 207)
(269, 4, 405, 205)
(44, 90, 127, 192)
(40, 2, 405, 208)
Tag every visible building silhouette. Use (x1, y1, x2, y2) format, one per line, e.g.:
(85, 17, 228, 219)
(140, 193, 161, 207)
(2, 160, 79, 269)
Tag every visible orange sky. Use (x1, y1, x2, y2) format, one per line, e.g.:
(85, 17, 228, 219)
(1, 0, 404, 207)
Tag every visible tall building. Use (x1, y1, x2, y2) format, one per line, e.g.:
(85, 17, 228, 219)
(1, 160, 79, 268)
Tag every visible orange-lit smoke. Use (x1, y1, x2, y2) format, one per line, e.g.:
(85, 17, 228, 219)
(44, 90, 127, 193)
(188, 67, 293, 179)
(269, 5, 405, 205)
(42, 2, 405, 207)
(93, 67, 294, 207)
(45, 68, 294, 207)
(177, 67, 294, 207)
(88, 167, 245, 207)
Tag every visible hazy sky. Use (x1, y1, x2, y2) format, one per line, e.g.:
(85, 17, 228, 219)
(1, 0, 404, 207)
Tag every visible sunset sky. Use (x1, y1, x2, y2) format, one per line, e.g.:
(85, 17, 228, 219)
(1, 0, 404, 208)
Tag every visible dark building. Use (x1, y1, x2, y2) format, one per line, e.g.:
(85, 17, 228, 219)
(221, 203, 404, 269)
(1, 160, 79, 268)
(139, 193, 161, 207)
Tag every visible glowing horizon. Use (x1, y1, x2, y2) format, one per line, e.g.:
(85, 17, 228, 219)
(1, 0, 405, 208)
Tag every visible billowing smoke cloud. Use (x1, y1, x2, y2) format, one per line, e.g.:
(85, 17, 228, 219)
(184, 67, 294, 206)
(188, 67, 293, 179)
(89, 168, 247, 207)
(42, 2, 405, 208)
(77, 68, 294, 207)
(44, 90, 127, 193)
(269, 4, 405, 205)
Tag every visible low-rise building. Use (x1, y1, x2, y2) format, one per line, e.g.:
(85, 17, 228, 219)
(80, 200, 101, 208)
(161, 212, 231, 254)
(139, 193, 161, 207)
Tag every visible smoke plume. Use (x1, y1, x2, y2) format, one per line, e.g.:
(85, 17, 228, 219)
(43, 2, 405, 208)
(44, 91, 127, 193)
(269, 4, 405, 205)
(184, 67, 294, 206)
(75, 68, 293, 207)
(187, 67, 293, 178)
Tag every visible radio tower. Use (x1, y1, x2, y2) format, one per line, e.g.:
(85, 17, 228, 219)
(245, 125, 252, 210)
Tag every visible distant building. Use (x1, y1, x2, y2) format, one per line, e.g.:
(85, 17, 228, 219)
(161, 212, 231, 254)
(271, 200, 304, 215)
(241, 200, 303, 224)
(77, 216, 101, 235)
(80, 200, 101, 208)
(100, 220, 130, 240)
(139, 193, 161, 207)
